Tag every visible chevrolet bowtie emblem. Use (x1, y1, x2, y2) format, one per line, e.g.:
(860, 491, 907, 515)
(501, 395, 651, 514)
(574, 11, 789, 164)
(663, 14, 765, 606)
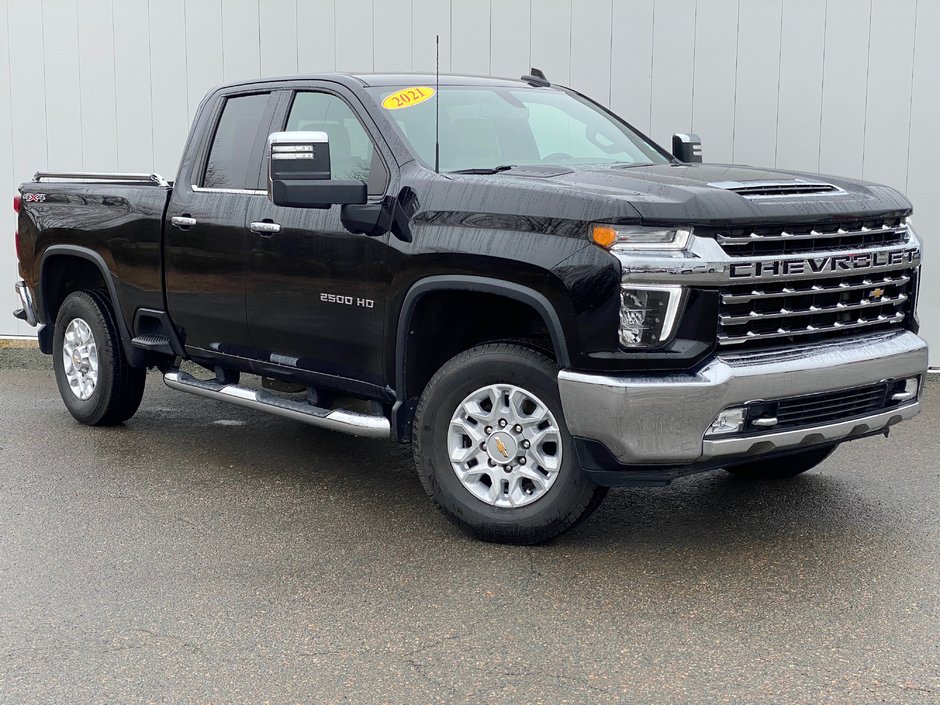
(870, 287, 885, 298)
(494, 437, 510, 458)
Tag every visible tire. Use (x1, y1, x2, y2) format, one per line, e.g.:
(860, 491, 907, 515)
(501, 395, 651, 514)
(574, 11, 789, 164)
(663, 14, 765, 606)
(53, 290, 146, 426)
(723, 444, 837, 480)
(413, 343, 607, 545)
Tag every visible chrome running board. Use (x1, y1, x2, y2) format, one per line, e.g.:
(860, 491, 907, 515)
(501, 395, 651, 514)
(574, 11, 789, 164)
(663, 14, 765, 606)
(164, 370, 390, 438)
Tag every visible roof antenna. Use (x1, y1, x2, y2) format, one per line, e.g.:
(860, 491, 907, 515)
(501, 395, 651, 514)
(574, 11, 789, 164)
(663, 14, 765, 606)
(435, 34, 441, 174)
(521, 67, 550, 87)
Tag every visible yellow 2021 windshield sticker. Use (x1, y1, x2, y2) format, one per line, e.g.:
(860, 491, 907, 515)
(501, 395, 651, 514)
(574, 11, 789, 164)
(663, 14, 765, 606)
(382, 86, 435, 110)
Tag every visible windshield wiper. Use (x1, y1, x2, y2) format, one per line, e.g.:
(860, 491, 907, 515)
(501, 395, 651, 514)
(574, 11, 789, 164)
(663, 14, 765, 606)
(448, 164, 517, 175)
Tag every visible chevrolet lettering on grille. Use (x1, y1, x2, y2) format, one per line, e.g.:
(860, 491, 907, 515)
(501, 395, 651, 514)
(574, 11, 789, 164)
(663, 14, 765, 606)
(729, 246, 921, 280)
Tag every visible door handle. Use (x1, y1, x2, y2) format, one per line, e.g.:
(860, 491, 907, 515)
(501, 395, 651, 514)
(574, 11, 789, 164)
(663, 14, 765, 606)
(171, 215, 197, 230)
(249, 221, 281, 236)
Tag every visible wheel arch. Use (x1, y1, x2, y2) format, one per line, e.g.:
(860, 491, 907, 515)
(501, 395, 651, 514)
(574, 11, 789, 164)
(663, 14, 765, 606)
(392, 275, 571, 440)
(38, 245, 142, 365)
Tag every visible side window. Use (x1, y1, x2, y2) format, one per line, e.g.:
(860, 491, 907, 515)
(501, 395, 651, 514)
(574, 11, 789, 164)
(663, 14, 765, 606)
(286, 92, 389, 196)
(203, 93, 270, 189)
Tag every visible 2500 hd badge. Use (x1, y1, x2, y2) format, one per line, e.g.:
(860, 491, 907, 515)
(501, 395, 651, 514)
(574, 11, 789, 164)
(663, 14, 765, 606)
(729, 246, 921, 279)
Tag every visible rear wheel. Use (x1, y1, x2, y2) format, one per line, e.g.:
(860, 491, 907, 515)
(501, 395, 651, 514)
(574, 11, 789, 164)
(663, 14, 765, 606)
(724, 445, 837, 480)
(53, 290, 146, 426)
(413, 343, 607, 544)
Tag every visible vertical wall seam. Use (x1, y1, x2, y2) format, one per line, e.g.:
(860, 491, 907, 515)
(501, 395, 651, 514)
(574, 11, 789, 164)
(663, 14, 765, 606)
(903, 0, 919, 195)
(772, 0, 784, 168)
(183, 0, 191, 119)
(860, 0, 873, 178)
(146, 0, 156, 171)
(648, 0, 655, 132)
(730, 0, 741, 163)
(607, 0, 614, 106)
(568, 0, 573, 85)
(73, 0, 84, 168)
(39, 0, 50, 169)
(817, 0, 829, 172)
(5, 2, 16, 179)
(111, 0, 120, 169)
(689, 0, 698, 132)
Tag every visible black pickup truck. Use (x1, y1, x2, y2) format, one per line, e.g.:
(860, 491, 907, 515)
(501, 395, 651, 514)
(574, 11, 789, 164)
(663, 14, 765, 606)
(14, 71, 927, 544)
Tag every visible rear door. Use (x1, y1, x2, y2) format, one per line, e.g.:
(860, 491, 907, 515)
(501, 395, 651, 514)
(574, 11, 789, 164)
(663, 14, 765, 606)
(164, 90, 275, 357)
(243, 86, 393, 387)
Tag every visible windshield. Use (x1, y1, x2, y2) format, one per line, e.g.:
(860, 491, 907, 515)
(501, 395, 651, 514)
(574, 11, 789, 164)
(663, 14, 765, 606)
(366, 85, 669, 173)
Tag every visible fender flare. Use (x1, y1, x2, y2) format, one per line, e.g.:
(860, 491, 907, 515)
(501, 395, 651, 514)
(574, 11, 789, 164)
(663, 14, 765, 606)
(39, 245, 141, 365)
(394, 274, 571, 400)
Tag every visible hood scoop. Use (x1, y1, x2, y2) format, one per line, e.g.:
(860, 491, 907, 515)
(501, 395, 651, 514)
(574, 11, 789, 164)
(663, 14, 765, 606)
(708, 179, 845, 199)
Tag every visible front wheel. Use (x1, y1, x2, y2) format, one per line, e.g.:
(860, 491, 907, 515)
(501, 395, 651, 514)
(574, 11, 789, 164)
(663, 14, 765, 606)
(413, 343, 607, 545)
(53, 290, 146, 426)
(724, 445, 837, 480)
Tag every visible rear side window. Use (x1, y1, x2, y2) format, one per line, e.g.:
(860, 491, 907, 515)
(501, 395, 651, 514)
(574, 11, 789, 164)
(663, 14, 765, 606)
(286, 92, 388, 195)
(203, 93, 270, 189)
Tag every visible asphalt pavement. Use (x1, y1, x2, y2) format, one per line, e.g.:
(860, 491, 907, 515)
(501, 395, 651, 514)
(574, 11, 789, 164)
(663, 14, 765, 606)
(0, 348, 937, 704)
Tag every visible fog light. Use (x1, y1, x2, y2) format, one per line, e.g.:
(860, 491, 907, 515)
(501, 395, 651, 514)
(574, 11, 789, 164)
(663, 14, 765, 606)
(619, 285, 683, 348)
(706, 407, 747, 436)
(890, 376, 919, 403)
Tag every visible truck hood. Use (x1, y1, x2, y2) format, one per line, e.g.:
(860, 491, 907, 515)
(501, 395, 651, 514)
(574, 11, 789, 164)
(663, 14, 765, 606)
(423, 162, 912, 233)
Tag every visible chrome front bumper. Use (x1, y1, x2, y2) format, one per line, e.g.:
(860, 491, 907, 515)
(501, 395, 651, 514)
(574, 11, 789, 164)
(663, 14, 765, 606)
(14, 281, 38, 327)
(557, 331, 927, 466)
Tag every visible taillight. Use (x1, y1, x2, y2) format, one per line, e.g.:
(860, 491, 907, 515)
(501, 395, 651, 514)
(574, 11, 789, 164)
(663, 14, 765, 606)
(13, 195, 21, 260)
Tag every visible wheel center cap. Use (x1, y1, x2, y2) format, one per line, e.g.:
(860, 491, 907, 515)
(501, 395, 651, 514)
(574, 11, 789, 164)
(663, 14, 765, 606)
(485, 431, 517, 465)
(72, 350, 83, 367)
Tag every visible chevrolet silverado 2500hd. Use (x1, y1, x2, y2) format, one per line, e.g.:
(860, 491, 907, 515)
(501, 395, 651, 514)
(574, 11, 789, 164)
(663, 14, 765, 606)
(13, 72, 927, 544)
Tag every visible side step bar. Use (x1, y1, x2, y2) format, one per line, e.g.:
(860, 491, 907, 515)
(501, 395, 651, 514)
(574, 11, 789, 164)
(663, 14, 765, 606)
(164, 370, 390, 438)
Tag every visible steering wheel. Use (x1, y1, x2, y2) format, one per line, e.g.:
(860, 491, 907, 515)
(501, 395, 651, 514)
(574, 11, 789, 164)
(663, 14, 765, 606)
(542, 152, 573, 163)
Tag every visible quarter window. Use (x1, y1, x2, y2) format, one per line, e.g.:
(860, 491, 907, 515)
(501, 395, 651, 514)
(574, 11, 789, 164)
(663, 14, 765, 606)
(203, 93, 270, 189)
(286, 92, 388, 195)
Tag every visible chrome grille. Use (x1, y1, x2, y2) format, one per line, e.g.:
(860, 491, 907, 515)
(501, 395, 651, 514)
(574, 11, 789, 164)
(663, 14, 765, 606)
(718, 270, 914, 347)
(714, 217, 909, 257)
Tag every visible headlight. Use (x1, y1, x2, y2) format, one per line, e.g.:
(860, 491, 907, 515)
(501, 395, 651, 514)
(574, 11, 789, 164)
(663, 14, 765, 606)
(592, 224, 692, 251)
(619, 285, 684, 347)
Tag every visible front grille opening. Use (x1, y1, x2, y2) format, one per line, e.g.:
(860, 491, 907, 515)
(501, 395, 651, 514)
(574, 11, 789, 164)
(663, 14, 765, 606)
(712, 217, 910, 257)
(718, 269, 915, 348)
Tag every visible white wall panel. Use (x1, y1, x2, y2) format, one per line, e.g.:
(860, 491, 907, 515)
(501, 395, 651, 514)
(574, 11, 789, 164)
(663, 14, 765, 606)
(569, 0, 612, 105)
(819, 0, 871, 178)
(451, 0, 490, 76)
(374, 0, 412, 72)
(76, 0, 117, 171)
(335, 0, 373, 72)
(862, 0, 916, 192)
(411, 0, 451, 73)
(184, 0, 224, 121)
(490, 0, 530, 80)
(649, 0, 695, 149)
(222, 0, 262, 81)
(733, 0, 782, 166)
(775, 0, 825, 172)
(609, 0, 654, 134)
(113, 0, 154, 172)
(260, 0, 298, 76)
(1, 0, 938, 360)
(529, 0, 571, 85)
(1, 3, 22, 335)
(42, 0, 83, 171)
(691, 0, 737, 163)
(907, 1, 940, 359)
(149, 0, 190, 180)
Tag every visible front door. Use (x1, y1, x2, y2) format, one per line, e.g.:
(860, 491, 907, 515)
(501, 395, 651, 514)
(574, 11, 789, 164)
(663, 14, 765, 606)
(244, 89, 392, 386)
(165, 91, 274, 358)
